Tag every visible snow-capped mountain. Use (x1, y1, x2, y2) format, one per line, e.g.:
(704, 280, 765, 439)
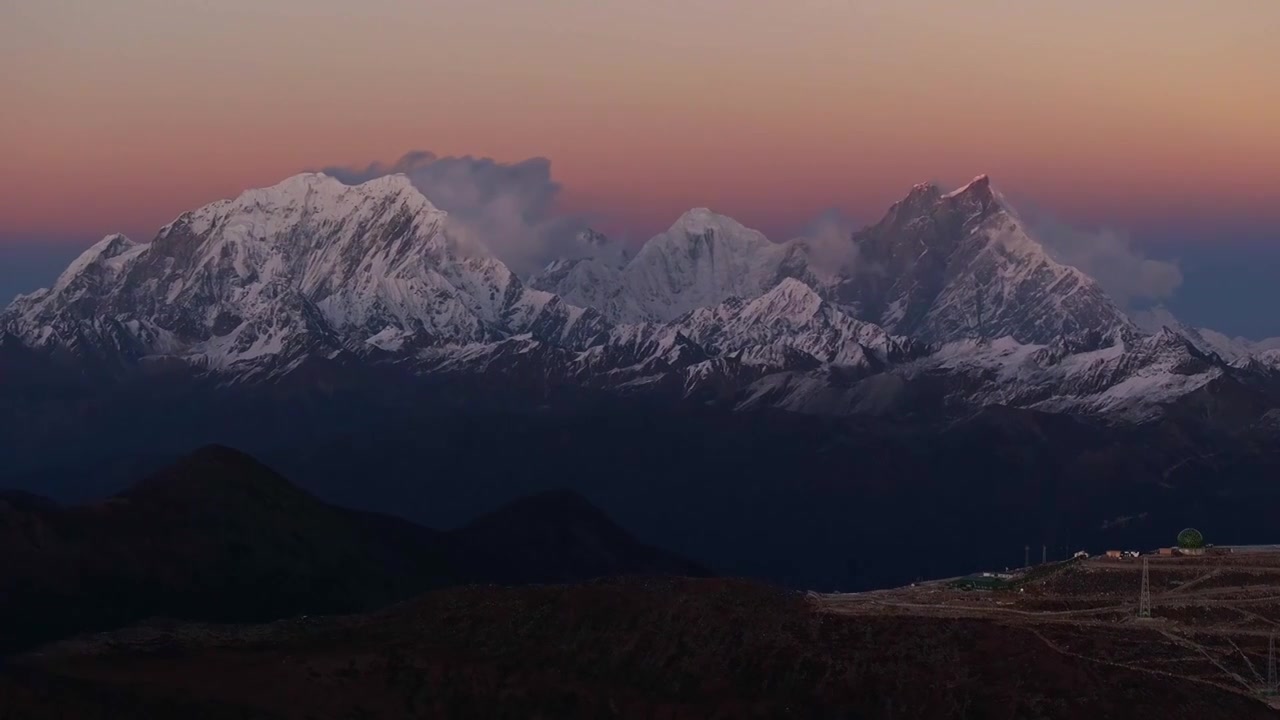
(673, 279, 924, 370)
(2, 174, 608, 374)
(1132, 305, 1280, 366)
(730, 327, 1280, 423)
(620, 209, 812, 322)
(536, 176, 1133, 348)
(533, 209, 812, 324)
(528, 229, 630, 320)
(826, 175, 1135, 346)
(4, 171, 1276, 427)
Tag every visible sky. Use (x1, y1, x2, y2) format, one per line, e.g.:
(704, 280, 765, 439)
(2, 0, 1278, 336)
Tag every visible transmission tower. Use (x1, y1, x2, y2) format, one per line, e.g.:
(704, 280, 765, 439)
(1042, 545, 1047, 565)
(1138, 557, 1152, 619)
(1025, 545, 1030, 568)
(1268, 632, 1277, 696)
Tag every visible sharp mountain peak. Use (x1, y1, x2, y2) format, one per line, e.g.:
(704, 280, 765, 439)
(4, 170, 1267, 427)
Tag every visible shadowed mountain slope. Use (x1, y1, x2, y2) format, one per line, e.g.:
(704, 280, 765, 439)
(0, 446, 707, 653)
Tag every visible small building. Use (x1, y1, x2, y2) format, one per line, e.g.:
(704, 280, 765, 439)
(1073, 551, 1089, 559)
(952, 574, 1005, 591)
(1105, 550, 1123, 559)
(1159, 547, 1175, 556)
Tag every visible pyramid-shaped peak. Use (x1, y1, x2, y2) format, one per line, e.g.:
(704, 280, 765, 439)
(942, 174, 993, 200)
(46, 233, 145, 295)
(671, 207, 735, 229)
(907, 181, 943, 199)
(355, 172, 420, 194)
(768, 276, 821, 298)
(879, 182, 942, 224)
(267, 172, 347, 193)
(663, 208, 769, 246)
(736, 278, 826, 322)
(462, 488, 607, 532)
(223, 172, 441, 217)
(90, 233, 139, 257)
(125, 444, 301, 505)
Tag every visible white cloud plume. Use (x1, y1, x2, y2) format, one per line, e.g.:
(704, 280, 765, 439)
(790, 209, 862, 281)
(1033, 219, 1182, 306)
(323, 151, 590, 276)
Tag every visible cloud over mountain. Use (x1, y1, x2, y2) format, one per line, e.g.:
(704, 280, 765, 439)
(1032, 219, 1182, 307)
(791, 209, 865, 281)
(323, 151, 589, 276)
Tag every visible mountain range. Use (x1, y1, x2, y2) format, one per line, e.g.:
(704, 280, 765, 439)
(4, 171, 1280, 594)
(5, 171, 1278, 425)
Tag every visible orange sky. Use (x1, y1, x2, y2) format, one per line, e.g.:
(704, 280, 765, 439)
(2, 0, 1278, 243)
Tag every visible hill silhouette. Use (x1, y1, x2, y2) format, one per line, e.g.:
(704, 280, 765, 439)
(0, 445, 708, 652)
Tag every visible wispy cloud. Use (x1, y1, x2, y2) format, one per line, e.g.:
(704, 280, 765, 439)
(789, 209, 863, 281)
(322, 151, 590, 276)
(1032, 219, 1182, 307)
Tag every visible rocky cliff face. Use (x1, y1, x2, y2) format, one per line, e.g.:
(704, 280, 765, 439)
(825, 175, 1135, 346)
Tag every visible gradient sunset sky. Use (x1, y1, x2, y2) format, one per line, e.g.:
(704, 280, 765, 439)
(3, 0, 1279, 333)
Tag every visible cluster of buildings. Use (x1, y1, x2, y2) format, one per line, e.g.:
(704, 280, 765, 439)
(1102, 550, 1143, 559)
(1092, 528, 1223, 560)
(953, 529, 1222, 593)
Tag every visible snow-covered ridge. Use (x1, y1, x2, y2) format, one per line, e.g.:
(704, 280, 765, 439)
(4, 171, 1274, 425)
(1132, 304, 1280, 365)
(533, 207, 813, 324)
(535, 174, 1132, 348)
(1, 173, 603, 370)
(941, 174, 991, 199)
(673, 279, 922, 368)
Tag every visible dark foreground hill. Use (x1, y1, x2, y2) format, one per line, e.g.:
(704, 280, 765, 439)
(0, 446, 708, 653)
(3, 578, 1271, 719)
(10, 395, 1280, 594)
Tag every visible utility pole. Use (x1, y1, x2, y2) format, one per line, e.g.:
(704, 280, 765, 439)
(1268, 632, 1277, 696)
(1024, 545, 1030, 568)
(1042, 545, 1047, 565)
(1138, 557, 1152, 619)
